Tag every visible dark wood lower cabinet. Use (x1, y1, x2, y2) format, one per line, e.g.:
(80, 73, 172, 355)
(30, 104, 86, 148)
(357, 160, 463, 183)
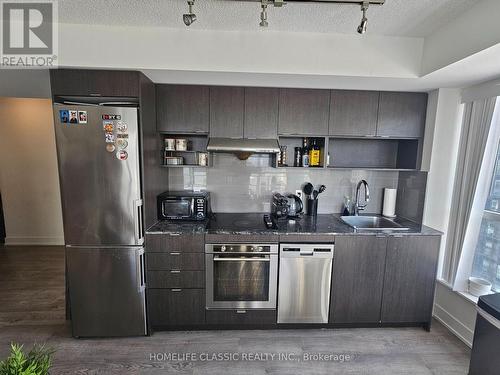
(146, 253, 204, 271)
(381, 235, 441, 324)
(147, 270, 205, 289)
(330, 236, 387, 324)
(148, 289, 205, 326)
(206, 309, 276, 326)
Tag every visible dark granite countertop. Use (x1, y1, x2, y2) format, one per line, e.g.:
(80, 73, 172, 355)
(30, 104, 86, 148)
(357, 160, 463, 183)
(146, 213, 442, 236)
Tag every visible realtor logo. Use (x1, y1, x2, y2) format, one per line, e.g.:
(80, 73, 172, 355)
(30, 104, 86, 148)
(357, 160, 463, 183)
(0, 0, 58, 68)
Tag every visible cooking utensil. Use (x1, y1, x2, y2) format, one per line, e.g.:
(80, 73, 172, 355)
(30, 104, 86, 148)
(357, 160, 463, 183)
(303, 183, 313, 196)
(318, 185, 326, 195)
(313, 190, 318, 199)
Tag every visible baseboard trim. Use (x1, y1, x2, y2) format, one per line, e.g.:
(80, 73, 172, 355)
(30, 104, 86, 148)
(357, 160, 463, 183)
(433, 302, 474, 348)
(5, 236, 64, 246)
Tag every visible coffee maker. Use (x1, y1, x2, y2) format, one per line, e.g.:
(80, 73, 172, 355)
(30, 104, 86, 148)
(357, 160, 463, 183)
(271, 193, 303, 219)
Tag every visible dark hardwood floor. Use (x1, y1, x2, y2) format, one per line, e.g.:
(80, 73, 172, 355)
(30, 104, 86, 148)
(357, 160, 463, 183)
(0, 245, 65, 327)
(0, 245, 471, 374)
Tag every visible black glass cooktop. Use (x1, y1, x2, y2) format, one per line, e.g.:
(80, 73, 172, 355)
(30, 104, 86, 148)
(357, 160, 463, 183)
(207, 213, 272, 232)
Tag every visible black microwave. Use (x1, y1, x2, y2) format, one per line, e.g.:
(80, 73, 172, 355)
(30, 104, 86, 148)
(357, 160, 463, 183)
(157, 191, 211, 221)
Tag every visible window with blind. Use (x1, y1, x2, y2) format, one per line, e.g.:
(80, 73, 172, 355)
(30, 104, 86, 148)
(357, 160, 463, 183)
(471, 140, 500, 292)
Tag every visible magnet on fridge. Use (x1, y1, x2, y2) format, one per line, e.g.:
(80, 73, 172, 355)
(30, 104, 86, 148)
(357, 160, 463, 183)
(59, 110, 69, 123)
(69, 110, 78, 124)
(116, 121, 127, 133)
(116, 150, 128, 160)
(105, 133, 115, 143)
(116, 139, 128, 150)
(78, 111, 87, 124)
(103, 121, 114, 133)
(117, 134, 128, 139)
(106, 144, 116, 153)
(102, 114, 121, 120)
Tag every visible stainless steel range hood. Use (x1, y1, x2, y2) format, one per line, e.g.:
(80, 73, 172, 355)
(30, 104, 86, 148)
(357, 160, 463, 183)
(207, 138, 280, 156)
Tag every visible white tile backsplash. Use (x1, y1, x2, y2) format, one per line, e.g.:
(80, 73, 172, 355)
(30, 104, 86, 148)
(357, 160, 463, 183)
(166, 153, 400, 214)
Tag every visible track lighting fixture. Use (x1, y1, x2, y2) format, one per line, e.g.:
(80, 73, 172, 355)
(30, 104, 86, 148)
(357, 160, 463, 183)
(258, 0, 284, 27)
(357, 1, 369, 34)
(182, 1, 384, 33)
(183, 0, 196, 26)
(260, 0, 268, 27)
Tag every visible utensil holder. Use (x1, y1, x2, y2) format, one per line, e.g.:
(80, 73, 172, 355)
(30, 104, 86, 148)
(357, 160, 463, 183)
(306, 198, 318, 216)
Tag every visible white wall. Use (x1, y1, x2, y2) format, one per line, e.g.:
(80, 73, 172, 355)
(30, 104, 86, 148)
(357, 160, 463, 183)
(422, 88, 463, 276)
(422, 88, 478, 347)
(0, 98, 64, 245)
(433, 282, 476, 347)
(0, 70, 51, 99)
(57, 23, 423, 78)
(421, 0, 500, 75)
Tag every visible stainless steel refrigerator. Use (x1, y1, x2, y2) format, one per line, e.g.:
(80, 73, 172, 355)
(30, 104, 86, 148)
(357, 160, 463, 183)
(53, 100, 147, 337)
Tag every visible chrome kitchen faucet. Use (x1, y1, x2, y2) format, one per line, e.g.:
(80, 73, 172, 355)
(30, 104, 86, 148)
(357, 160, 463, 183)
(354, 180, 370, 215)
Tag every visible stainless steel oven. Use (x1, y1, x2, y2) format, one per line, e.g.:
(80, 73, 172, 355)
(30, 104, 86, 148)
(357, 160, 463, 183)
(205, 243, 278, 309)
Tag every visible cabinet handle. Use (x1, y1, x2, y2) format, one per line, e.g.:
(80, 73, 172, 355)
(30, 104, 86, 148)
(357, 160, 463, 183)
(170, 252, 181, 255)
(168, 233, 181, 236)
(170, 270, 181, 273)
(236, 310, 247, 314)
(171, 288, 182, 292)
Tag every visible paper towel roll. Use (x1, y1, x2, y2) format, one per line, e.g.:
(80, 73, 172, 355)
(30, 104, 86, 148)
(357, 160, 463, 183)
(383, 188, 397, 218)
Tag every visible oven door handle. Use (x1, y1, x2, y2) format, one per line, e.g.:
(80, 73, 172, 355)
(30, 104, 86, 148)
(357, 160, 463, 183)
(213, 257, 270, 262)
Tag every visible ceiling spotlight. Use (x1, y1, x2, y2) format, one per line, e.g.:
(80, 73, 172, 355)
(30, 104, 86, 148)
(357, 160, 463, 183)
(260, 1, 268, 27)
(258, 0, 285, 27)
(357, 1, 369, 34)
(183, 0, 196, 26)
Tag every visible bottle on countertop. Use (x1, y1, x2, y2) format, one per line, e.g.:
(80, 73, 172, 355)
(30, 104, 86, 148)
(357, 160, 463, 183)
(301, 138, 309, 167)
(342, 196, 353, 216)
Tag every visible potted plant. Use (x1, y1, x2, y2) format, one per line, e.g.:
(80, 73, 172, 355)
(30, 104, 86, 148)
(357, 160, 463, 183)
(0, 343, 54, 375)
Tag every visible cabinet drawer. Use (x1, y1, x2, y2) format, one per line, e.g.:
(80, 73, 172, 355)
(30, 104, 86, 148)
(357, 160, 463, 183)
(148, 289, 205, 326)
(146, 253, 204, 271)
(206, 309, 276, 326)
(146, 233, 204, 253)
(147, 270, 205, 288)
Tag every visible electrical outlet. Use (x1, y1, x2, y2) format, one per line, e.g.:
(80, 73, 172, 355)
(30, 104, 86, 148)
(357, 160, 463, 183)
(295, 190, 303, 200)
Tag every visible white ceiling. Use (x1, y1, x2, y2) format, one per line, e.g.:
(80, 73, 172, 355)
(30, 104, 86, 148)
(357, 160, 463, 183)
(59, 0, 480, 37)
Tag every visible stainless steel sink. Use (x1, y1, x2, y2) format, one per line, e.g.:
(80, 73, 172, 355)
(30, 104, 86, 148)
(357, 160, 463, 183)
(340, 216, 409, 231)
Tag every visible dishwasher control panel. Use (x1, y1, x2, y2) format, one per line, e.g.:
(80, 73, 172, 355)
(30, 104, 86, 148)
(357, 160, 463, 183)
(280, 243, 334, 258)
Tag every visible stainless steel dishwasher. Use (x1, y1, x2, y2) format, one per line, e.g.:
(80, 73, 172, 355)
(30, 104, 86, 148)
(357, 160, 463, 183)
(277, 243, 334, 323)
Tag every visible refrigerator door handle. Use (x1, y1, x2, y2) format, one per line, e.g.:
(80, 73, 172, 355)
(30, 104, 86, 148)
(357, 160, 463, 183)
(134, 199, 144, 245)
(136, 248, 145, 292)
(61, 100, 99, 106)
(99, 101, 138, 107)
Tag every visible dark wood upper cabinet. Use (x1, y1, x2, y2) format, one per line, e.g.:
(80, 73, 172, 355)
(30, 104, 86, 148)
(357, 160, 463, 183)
(278, 88, 330, 136)
(50, 69, 140, 97)
(381, 235, 440, 323)
(329, 90, 379, 137)
(156, 85, 209, 133)
(377, 92, 428, 138)
(330, 236, 387, 324)
(244, 87, 279, 139)
(210, 86, 245, 138)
